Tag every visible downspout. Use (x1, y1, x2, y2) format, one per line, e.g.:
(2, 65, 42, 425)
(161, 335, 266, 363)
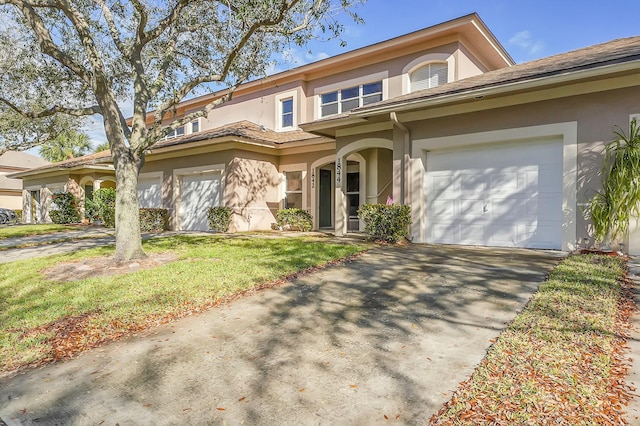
(390, 112, 410, 205)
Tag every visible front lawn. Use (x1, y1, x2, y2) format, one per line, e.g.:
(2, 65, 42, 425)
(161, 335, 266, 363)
(0, 235, 369, 374)
(431, 254, 634, 424)
(0, 224, 80, 239)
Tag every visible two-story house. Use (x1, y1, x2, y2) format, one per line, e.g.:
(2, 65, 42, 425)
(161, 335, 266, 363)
(10, 13, 640, 254)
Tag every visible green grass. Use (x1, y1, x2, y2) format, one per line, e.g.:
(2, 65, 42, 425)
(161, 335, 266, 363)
(0, 234, 369, 373)
(0, 224, 81, 239)
(431, 254, 630, 424)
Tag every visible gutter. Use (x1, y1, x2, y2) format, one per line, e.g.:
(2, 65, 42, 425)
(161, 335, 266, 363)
(8, 164, 114, 179)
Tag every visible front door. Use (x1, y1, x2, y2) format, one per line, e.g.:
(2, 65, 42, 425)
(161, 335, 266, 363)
(319, 169, 332, 228)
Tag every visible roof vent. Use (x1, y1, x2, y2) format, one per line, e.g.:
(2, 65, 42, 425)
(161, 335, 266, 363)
(259, 125, 266, 132)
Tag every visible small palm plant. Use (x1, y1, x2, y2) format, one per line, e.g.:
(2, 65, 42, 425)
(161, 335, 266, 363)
(588, 118, 640, 248)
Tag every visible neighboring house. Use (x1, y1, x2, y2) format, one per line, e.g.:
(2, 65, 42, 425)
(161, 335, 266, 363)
(9, 13, 640, 254)
(0, 151, 49, 213)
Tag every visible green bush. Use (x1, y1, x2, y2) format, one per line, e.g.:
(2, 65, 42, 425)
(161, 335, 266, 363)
(207, 206, 232, 232)
(140, 208, 169, 232)
(276, 208, 312, 231)
(89, 188, 116, 227)
(357, 204, 411, 243)
(14, 210, 22, 222)
(50, 192, 81, 224)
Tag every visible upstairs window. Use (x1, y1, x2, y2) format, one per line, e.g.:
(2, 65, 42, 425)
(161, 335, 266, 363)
(410, 63, 448, 92)
(166, 125, 185, 139)
(164, 120, 199, 139)
(281, 98, 294, 129)
(320, 81, 382, 117)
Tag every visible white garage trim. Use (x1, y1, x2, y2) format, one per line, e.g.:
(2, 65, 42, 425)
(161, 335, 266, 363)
(173, 164, 225, 231)
(410, 122, 577, 251)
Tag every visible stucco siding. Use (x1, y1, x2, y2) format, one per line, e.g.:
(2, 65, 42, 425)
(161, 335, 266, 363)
(194, 82, 303, 132)
(0, 192, 21, 210)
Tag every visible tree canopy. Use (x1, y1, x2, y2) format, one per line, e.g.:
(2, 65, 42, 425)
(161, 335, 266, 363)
(39, 130, 92, 162)
(0, 0, 365, 260)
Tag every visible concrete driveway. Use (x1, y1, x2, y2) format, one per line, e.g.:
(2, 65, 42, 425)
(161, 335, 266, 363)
(0, 244, 561, 425)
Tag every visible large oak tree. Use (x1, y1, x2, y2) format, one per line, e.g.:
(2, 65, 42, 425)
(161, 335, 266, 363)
(0, 0, 364, 261)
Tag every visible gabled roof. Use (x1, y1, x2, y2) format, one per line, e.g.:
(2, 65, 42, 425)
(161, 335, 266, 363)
(0, 174, 22, 191)
(353, 36, 640, 116)
(7, 150, 113, 179)
(149, 120, 331, 151)
(0, 151, 50, 170)
(9, 121, 332, 179)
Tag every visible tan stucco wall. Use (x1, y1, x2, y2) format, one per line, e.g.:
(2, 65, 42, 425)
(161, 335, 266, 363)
(144, 149, 282, 231)
(0, 191, 22, 210)
(456, 43, 489, 79)
(376, 148, 394, 204)
(186, 43, 483, 130)
(196, 81, 302, 132)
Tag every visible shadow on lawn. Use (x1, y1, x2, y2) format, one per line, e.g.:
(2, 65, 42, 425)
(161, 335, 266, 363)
(0, 244, 561, 424)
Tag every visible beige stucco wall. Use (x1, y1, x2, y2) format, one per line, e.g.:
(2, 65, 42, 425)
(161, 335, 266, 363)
(195, 81, 303, 132)
(0, 191, 22, 210)
(162, 41, 481, 130)
(455, 43, 490, 79)
(143, 148, 283, 231)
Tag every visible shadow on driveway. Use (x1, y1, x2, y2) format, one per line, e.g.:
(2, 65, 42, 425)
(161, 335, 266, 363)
(0, 244, 561, 425)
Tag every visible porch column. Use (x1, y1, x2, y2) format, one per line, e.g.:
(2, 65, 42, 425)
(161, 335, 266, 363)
(392, 126, 404, 204)
(335, 155, 347, 236)
(22, 190, 32, 224)
(40, 187, 53, 223)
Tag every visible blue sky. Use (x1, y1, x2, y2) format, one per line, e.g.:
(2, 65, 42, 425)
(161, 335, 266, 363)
(304, 0, 640, 64)
(79, 0, 640, 148)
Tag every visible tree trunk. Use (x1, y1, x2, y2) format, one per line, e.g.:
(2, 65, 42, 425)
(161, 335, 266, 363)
(113, 155, 145, 261)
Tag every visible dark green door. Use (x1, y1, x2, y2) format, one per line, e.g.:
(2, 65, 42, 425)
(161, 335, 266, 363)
(319, 169, 332, 228)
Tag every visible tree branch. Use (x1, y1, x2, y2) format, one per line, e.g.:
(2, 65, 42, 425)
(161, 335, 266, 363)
(139, 0, 189, 47)
(220, 0, 303, 79)
(1, 0, 93, 84)
(93, 0, 130, 58)
(0, 97, 101, 117)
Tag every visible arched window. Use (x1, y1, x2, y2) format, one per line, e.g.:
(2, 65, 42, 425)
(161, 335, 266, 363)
(410, 63, 448, 92)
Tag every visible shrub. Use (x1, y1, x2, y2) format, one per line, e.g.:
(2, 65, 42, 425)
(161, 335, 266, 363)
(14, 210, 22, 222)
(276, 208, 312, 231)
(140, 208, 169, 232)
(207, 206, 232, 232)
(91, 188, 116, 227)
(50, 192, 80, 224)
(357, 204, 411, 243)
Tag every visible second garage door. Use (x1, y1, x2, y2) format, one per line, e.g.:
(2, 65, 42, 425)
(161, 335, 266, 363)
(425, 139, 563, 249)
(179, 172, 222, 231)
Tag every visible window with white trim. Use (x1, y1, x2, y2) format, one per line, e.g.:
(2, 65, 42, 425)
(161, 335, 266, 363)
(166, 125, 185, 139)
(320, 81, 382, 117)
(281, 98, 294, 129)
(410, 63, 448, 92)
(164, 120, 200, 139)
(284, 171, 303, 209)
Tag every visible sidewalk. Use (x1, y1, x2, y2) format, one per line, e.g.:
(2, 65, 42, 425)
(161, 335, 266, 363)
(0, 227, 185, 263)
(0, 226, 113, 249)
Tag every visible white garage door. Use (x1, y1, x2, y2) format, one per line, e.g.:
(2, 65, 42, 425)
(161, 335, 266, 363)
(137, 175, 162, 208)
(179, 172, 222, 231)
(425, 139, 563, 249)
